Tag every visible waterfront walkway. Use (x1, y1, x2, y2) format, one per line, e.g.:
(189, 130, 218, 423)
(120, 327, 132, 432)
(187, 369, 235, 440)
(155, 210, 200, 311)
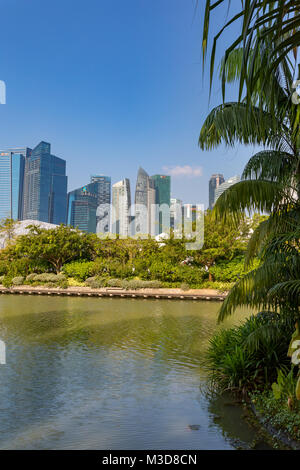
(0, 285, 226, 301)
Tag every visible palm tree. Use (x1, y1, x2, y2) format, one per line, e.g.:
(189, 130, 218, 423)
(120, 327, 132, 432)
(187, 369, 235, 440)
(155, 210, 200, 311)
(202, 1, 300, 105)
(199, 53, 300, 321)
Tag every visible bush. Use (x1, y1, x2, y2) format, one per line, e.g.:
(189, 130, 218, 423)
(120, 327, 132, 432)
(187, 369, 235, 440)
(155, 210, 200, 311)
(180, 282, 190, 291)
(106, 278, 123, 287)
(123, 279, 162, 290)
(12, 276, 24, 286)
(2, 276, 13, 288)
(67, 277, 86, 287)
(0, 261, 7, 276)
(0, 275, 4, 284)
(85, 276, 107, 288)
(252, 390, 300, 441)
(26, 273, 67, 285)
(62, 261, 94, 281)
(26, 273, 38, 281)
(207, 312, 296, 393)
(210, 256, 260, 283)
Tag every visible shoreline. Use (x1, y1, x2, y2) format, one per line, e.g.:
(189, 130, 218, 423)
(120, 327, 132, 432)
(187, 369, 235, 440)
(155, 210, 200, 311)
(0, 285, 227, 301)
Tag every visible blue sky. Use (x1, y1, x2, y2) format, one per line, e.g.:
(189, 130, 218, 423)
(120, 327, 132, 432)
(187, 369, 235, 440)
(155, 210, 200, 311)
(0, 0, 255, 208)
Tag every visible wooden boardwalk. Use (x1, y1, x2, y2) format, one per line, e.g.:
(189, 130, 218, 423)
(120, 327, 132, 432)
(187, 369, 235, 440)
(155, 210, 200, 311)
(0, 286, 226, 301)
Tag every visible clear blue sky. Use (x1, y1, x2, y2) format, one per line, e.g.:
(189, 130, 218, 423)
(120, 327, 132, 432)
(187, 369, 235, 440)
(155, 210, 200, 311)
(0, 0, 255, 208)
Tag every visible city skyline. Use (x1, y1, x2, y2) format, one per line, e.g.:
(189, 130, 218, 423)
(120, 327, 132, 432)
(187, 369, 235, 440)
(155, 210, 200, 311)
(0, 139, 240, 235)
(0, 1, 255, 209)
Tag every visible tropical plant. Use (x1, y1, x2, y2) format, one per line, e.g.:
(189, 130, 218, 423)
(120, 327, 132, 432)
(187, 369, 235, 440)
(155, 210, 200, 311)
(202, 1, 300, 107)
(200, 45, 300, 321)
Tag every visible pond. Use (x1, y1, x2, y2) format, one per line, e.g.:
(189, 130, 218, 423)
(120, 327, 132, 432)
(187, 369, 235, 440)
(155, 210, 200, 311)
(0, 295, 271, 449)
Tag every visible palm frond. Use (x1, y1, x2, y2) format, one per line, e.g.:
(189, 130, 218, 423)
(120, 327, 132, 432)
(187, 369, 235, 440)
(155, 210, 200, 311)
(242, 150, 296, 182)
(213, 180, 284, 222)
(199, 102, 286, 150)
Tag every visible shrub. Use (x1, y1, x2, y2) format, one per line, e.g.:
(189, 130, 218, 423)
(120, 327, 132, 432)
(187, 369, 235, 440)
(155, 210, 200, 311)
(180, 282, 190, 291)
(0, 275, 4, 284)
(210, 256, 260, 283)
(106, 278, 123, 287)
(26, 273, 67, 285)
(62, 261, 94, 281)
(85, 276, 107, 288)
(2, 276, 13, 287)
(67, 277, 86, 287)
(0, 261, 7, 276)
(207, 312, 296, 393)
(251, 390, 300, 441)
(124, 279, 162, 290)
(12, 276, 24, 286)
(26, 273, 38, 281)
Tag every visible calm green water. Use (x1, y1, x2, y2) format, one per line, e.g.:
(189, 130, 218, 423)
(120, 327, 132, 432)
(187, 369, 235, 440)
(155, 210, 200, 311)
(0, 295, 269, 449)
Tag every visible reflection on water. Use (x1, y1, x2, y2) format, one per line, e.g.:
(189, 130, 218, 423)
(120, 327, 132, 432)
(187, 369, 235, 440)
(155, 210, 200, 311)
(0, 295, 268, 449)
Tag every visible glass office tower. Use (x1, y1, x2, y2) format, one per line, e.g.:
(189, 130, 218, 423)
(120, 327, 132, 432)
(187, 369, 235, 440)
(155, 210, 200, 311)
(67, 183, 99, 233)
(0, 147, 31, 221)
(90, 175, 111, 233)
(23, 141, 67, 224)
(150, 174, 171, 234)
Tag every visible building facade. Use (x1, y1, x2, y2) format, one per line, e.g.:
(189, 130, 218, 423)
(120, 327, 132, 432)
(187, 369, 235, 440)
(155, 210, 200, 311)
(0, 147, 31, 221)
(23, 141, 67, 224)
(90, 175, 111, 234)
(67, 183, 98, 233)
(214, 175, 241, 204)
(209, 173, 225, 210)
(134, 167, 151, 235)
(170, 197, 182, 231)
(111, 179, 131, 237)
(150, 174, 171, 234)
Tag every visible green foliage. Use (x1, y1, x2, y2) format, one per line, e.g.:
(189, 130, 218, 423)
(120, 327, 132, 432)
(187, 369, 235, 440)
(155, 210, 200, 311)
(180, 283, 190, 291)
(207, 312, 296, 393)
(252, 391, 300, 442)
(11, 276, 24, 286)
(13, 224, 97, 273)
(62, 261, 94, 281)
(271, 369, 297, 402)
(210, 256, 260, 283)
(25, 273, 67, 287)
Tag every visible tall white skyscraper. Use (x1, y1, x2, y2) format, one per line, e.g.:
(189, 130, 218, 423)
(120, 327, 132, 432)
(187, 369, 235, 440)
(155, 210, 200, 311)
(111, 179, 131, 237)
(214, 175, 241, 204)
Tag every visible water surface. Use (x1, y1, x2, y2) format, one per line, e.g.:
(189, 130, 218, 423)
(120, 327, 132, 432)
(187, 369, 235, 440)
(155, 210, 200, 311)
(0, 295, 267, 449)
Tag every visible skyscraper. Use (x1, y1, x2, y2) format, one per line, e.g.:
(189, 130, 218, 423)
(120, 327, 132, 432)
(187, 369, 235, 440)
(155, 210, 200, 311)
(209, 174, 225, 210)
(23, 141, 67, 224)
(214, 175, 241, 204)
(170, 198, 182, 230)
(111, 179, 131, 237)
(0, 147, 31, 221)
(150, 174, 171, 234)
(134, 167, 151, 235)
(90, 175, 111, 233)
(67, 183, 98, 233)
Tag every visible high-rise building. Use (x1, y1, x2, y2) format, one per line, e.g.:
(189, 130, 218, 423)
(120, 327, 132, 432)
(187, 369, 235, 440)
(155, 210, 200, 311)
(150, 174, 171, 234)
(0, 147, 31, 221)
(170, 198, 182, 230)
(90, 175, 111, 234)
(214, 175, 241, 204)
(209, 173, 225, 210)
(67, 183, 98, 233)
(134, 167, 151, 235)
(111, 179, 131, 237)
(23, 141, 67, 224)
